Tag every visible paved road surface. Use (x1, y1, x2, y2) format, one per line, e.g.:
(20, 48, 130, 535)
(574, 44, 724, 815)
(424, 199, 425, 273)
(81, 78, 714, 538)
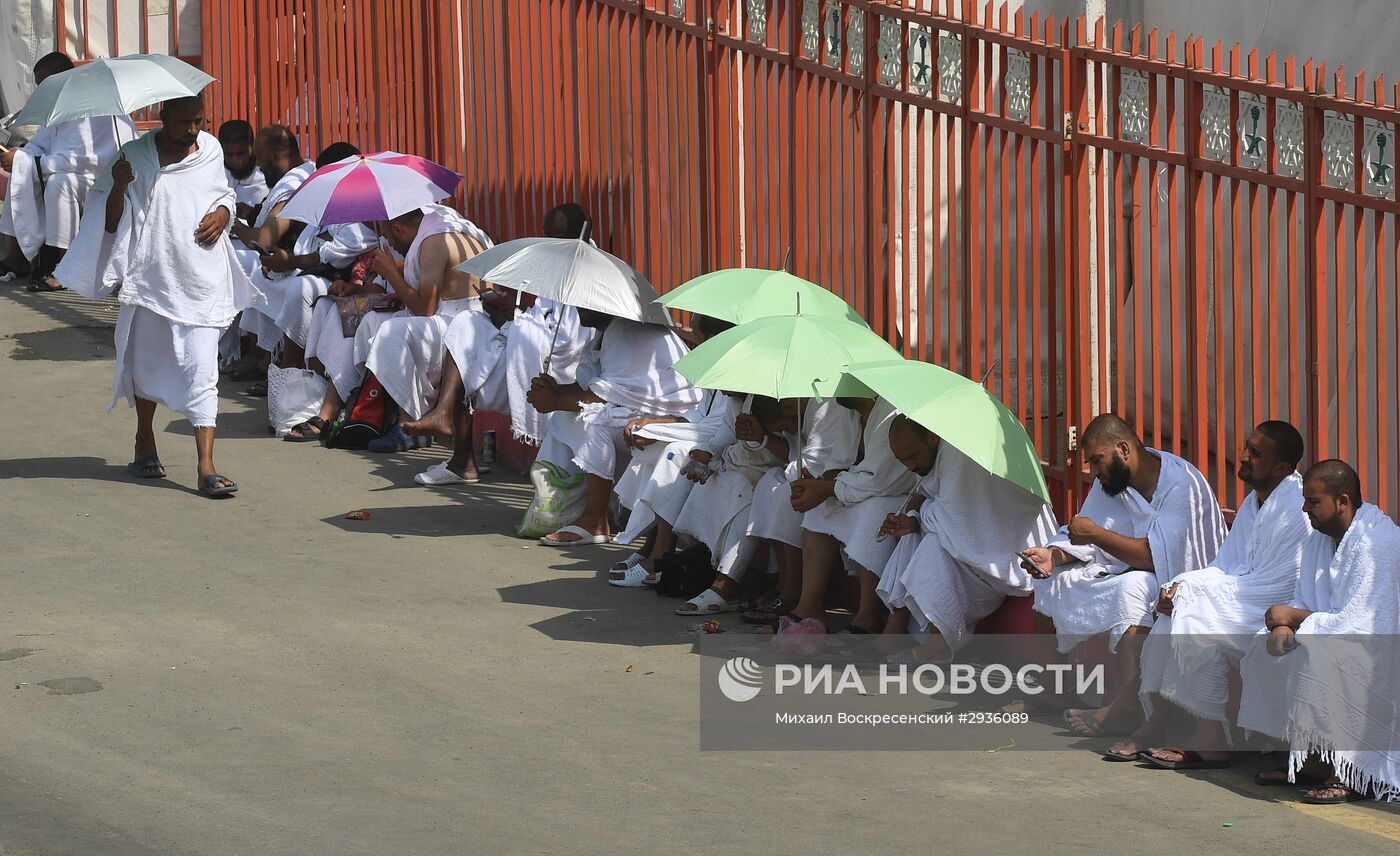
(2, 285, 1398, 854)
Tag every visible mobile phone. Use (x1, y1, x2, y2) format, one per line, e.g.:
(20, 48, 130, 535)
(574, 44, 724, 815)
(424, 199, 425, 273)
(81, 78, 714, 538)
(241, 236, 272, 254)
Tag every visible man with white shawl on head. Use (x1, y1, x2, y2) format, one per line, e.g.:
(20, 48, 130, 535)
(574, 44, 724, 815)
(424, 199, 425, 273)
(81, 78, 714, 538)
(604, 315, 739, 587)
(1023, 413, 1224, 737)
(530, 308, 701, 546)
(770, 397, 919, 637)
(1107, 421, 1311, 767)
(876, 415, 1058, 662)
(1, 52, 135, 290)
(54, 94, 260, 498)
(291, 203, 492, 450)
(1236, 459, 1400, 805)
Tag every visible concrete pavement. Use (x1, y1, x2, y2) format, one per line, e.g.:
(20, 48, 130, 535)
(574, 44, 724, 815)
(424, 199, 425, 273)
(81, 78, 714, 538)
(2, 284, 1399, 855)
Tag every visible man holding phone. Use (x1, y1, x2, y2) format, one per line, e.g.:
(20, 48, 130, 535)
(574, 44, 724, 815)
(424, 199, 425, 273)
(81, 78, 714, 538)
(1022, 413, 1225, 737)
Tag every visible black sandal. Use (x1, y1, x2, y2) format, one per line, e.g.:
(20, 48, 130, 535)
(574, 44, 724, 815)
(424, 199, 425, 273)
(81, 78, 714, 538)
(741, 596, 792, 625)
(283, 416, 327, 442)
(26, 276, 63, 292)
(1301, 780, 1368, 805)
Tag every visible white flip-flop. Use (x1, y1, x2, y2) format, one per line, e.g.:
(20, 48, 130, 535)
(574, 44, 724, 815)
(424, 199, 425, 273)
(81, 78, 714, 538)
(608, 564, 654, 588)
(674, 588, 740, 616)
(609, 553, 644, 574)
(539, 525, 610, 547)
(414, 462, 479, 486)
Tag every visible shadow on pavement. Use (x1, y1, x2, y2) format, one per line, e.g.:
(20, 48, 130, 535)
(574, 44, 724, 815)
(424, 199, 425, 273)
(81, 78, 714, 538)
(5, 324, 116, 361)
(0, 455, 198, 495)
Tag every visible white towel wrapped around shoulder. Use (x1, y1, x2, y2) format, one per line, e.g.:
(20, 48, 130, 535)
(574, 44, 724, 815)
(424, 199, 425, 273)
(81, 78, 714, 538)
(56, 129, 261, 326)
(1283, 503, 1400, 800)
(1033, 450, 1225, 653)
(1140, 474, 1310, 724)
(877, 442, 1056, 650)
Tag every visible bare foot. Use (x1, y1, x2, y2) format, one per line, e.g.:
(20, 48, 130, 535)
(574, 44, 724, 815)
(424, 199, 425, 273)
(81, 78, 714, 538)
(1104, 738, 1144, 760)
(402, 410, 454, 441)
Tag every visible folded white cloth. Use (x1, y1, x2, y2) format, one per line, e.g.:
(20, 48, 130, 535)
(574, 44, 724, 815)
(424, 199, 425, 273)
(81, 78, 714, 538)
(367, 297, 478, 418)
(614, 390, 742, 543)
(1, 146, 42, 258)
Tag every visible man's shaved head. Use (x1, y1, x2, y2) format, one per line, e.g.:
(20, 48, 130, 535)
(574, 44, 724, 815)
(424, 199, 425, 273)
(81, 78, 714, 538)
(218, 119, 254, 146)
(1301, 459, 1363, 537)
(1255, 420, 1305, 469)
(543, 203, 591, 240)
(316, 141, 360, 168)
(255, 124, 301, 160)
(1080, 413, 1145, 497)
(33, 52, 74, 84)
(1303, 459, 1363, 506)
(889, 414, 941, 477)
(1081, 413, 1141, 450)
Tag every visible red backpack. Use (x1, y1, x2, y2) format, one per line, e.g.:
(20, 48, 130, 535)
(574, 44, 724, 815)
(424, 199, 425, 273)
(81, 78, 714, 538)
(322, 373, 398, 449)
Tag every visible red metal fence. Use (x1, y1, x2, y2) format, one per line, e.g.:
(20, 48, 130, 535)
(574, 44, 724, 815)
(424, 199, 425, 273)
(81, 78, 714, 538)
(198, 0, 1400, 519)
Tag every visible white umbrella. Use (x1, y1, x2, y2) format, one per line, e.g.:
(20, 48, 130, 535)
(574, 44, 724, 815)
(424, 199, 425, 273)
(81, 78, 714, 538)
(7, 54, 213, 130)
(456, 237, 671, 326)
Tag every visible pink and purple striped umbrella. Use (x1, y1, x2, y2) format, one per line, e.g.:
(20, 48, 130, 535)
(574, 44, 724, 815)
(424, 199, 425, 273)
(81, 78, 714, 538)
(278, 151, 462, 227)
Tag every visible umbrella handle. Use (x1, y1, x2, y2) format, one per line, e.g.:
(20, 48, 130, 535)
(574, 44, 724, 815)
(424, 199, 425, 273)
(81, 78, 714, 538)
(112, 115, 126, 159)
(540, 311, 563, 376)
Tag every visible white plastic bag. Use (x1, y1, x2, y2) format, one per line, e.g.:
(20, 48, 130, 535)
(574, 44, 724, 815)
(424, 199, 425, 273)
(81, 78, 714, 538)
(267, 365, 328, 436)
(516, 460, 587, 538)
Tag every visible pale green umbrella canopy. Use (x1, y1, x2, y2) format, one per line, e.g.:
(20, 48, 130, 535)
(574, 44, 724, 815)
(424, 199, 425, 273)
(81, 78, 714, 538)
(657, 268, 866, 325)
(846, 359, 1051, 503)
(9, 54, 214, 128)
(675, 314, 897, 400)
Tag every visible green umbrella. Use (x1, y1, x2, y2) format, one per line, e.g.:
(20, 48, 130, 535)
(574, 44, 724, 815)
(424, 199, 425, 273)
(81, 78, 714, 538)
(675, 314, 896, 400)
(657, 268, 866, 326)
(845, 359, 1051, 503)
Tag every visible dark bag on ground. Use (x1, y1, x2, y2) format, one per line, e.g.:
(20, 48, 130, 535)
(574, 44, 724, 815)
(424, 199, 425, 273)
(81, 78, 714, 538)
(321, 373, 397, 449)
(653, 544, 715, 599)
